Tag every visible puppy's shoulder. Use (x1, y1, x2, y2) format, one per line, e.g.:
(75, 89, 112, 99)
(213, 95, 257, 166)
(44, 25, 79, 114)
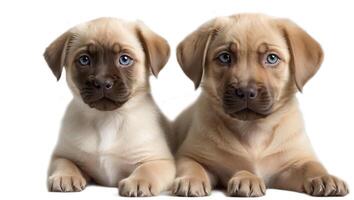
(119, 93, 167, 136)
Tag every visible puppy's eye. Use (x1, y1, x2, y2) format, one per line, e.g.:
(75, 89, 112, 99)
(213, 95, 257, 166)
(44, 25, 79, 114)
(217, 52, 232, 65)
(78, 55, 90, 66)
(265, 53, 280, 66)
(118, 54, 133, 67)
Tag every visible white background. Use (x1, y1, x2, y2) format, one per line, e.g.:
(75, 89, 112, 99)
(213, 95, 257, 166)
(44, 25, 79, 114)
(0, 0, 353, 199)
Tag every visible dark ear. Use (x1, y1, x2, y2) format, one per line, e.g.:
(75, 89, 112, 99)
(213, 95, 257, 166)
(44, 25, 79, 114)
(278, 19, 324, 92)
(43, 31, 71, 81)
(176, 18, 224, 89)
(136, 22, 170, 77)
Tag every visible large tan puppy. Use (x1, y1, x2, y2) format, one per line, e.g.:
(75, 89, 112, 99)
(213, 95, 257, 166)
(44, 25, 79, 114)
(44, 18, 175, 197)
(172, 14, 348, 197)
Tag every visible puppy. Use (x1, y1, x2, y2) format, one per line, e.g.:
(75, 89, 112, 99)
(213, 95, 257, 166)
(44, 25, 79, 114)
(172, 13, 348, 197)
(44, 18, 175, 197)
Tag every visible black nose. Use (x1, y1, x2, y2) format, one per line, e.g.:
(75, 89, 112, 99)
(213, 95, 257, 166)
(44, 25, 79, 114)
(91, 79, 114, 90)
(235, 86, 258, 100)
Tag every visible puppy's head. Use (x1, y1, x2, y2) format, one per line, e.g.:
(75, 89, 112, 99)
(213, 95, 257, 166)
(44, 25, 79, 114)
(177, 14, 323, 121)
(44, 18, 170, 111)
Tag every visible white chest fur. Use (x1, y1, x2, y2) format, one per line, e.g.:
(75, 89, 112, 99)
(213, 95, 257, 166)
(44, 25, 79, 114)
(95, 114, 121, 152)
(62, 113, 130, 186)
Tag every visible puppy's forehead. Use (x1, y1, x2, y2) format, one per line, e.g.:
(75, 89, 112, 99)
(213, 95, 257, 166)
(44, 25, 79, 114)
(212, 14, 287, 51)
(72, 18, 141, 50)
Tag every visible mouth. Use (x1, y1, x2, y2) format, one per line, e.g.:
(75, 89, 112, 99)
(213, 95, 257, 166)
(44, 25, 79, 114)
(228, 108, 269, 121)
(222, 85, 274, 121)
(88, 97, 126, 111)
(80, 86, 130, 111)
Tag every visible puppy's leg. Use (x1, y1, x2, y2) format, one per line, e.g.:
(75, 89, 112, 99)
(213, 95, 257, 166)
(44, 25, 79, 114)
(271, 160, 349, 196)
(227, 170, 266, 197)
(118, 159, 175, 197)
(172, 157, 216, 197)
(48, 156, 87, 192)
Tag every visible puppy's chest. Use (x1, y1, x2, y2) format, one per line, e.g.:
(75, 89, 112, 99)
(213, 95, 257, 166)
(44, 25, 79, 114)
(219, 127, 273, 157)
(81, 116, 121, 153)
(73, 117, 134, 186)
(226, 128, 294, 180)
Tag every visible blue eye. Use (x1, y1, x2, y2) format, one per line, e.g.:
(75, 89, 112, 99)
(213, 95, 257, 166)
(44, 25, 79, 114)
(78, 55, 90, 66)
(119, 55, 133, 66)
(218, 52, 232, 64)
(265, 53, 279, 65)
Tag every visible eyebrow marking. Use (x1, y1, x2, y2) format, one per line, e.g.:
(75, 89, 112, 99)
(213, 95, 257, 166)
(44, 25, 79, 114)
(112, 43, 121, 54)
(87, 43, 97, 54)
(230, 42, 238, 52)
(257, 42, 286, 53)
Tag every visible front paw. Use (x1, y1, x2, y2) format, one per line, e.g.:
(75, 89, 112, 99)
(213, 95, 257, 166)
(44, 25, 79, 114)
(304, 175, 349, 196)
(227, 173, 266, 197)
(172, 176, 211, 197)
(48, 175, 86, 192)
(118, 177, 159, 197)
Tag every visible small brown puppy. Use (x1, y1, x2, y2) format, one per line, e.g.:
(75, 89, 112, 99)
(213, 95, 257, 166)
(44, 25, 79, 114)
(172, 14, 348, 197)
(44, 18, 175, 196)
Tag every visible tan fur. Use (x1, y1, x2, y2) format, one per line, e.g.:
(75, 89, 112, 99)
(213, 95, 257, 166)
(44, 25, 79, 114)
(173, 14, 348, 197)
(44, 18, 175, 196)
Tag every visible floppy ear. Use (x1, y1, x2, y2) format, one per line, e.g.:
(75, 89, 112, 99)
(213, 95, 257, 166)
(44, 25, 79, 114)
(43, 31, 72, 81)
(176, 19, 220, 89)
(278, 19, 324, 92)
(136, 22, 170, 77)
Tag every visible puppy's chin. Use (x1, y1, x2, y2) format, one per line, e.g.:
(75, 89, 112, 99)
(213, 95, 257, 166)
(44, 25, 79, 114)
(88, 98, 126, 111)
(226, 109, 269, 121)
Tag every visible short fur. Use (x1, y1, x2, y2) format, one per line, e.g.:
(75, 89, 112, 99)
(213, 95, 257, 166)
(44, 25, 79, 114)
(172, 14, 348, 197)
(44, 18, 175, 197)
